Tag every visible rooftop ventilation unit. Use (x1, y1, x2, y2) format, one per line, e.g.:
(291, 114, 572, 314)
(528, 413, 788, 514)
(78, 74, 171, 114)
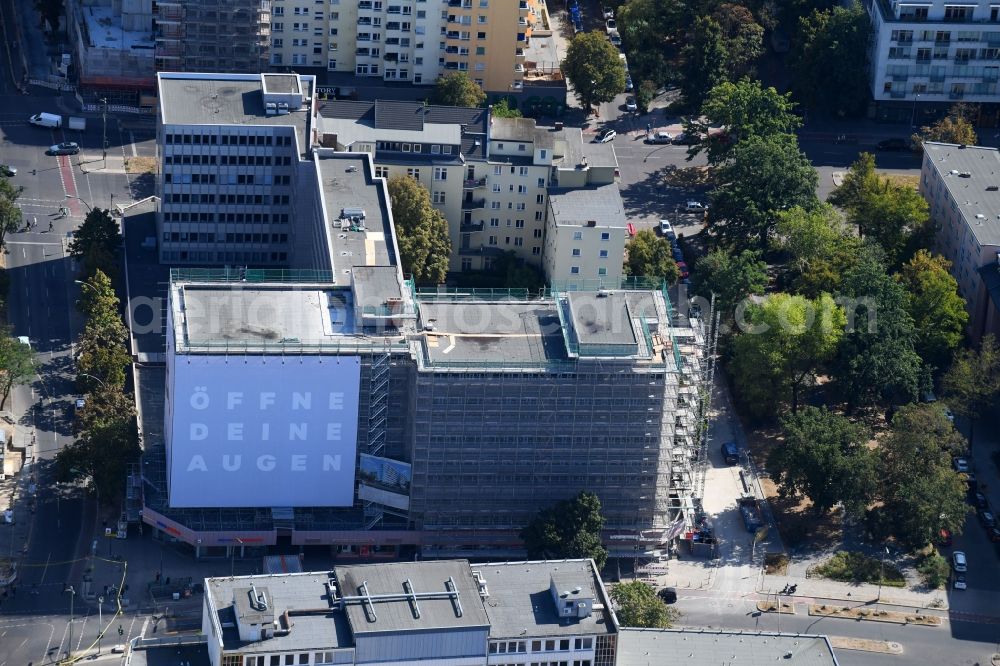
(265, 102, 277, 115)
(342, 207, 366, 220)
(959, 171, 972, 178)
(277, 102, 290, 115)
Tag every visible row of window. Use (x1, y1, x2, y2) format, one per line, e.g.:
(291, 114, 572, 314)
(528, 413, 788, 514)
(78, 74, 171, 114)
(571, 249, 610, 258)
(162, 212, 291, 224)
(572, 231, 613, 241)
(163, 154, 295, 167)
(162, 250, 288, 263)
(162, 232, 290, 244)
(164, 133, 294, 147)
(164, 174, 292, 186)
(493, 661, 591, 666)
(489, 638, 595, 654)
(374, 141, 456, 156)
(165, 193, 292, 205)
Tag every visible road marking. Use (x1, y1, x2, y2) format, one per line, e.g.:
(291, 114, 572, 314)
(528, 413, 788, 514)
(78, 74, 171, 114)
(38, 552, 50, 584)
(130, 131, 137, 157)
(6, 241, 63, 246)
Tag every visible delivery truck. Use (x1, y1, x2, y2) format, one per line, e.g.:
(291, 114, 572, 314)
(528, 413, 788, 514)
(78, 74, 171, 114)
(28, 112, 62, 128)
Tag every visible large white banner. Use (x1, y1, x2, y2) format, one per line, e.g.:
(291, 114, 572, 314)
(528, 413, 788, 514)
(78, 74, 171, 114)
(168, 355, 361, 508)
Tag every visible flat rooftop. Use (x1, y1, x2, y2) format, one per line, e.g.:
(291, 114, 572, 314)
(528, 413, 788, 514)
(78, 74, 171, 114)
(207, 573, 355, 654)
(416, 300, 568, 367)
(476, 560, 616, 639)
(567, 291, 637, 347)
(335, 560, 491, 634)
(80, 5, 155, 50)
(923, 142, 1000, 247)
(157, 73, 313, 156)
(128, 642, 210, 666)
(316, 153, 397, 275)
(548, 183, 627, 228)
(617, 629, 839, 666)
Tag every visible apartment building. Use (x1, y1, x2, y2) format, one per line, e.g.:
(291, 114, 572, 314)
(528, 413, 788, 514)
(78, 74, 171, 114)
(316, 102, 620, 276)
(920, 142, 1000, 340)
(270, 0, 540, 92)
(153, 0, 270, 74)
(544, 184, 627, 287)
(865, 0, 1000, 122)
(156, 72, 316, 265)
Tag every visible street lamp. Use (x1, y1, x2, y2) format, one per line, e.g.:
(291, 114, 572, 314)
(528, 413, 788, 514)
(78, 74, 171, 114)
(64, 584, 76, 657)
(910, 93, 921, 128)
(76, 372, 107, 388)
(65, 194, 93, 213)
(876, 545, 890, 612)
(97, 594, 104, 654)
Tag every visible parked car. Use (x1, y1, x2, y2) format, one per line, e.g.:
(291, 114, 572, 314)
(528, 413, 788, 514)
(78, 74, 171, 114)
(973, 491, 988, 509)
(937, 528, 953, 547)
(595, 129, 616, 144)
(74, 397, 86, 413)
(659, 219, 675, 239)
(989, 527, 1000, 543)
(671, 246, 684, 261)
(645, 131, 673, 145)
(952, 550, 967, 572)
(979, 509, 996, 528)
(602, 5, 614, 18)
(609, 31, 622, 48)
(605, 18, 617, 32)
(0, 164, 16, 177)
(658, 587, 677, 604)
(877, 137, 910, 151)
(624, 76, 633, 92)
(677, 261, 689, 278)
(952, 573, 967, 590)
(625, 96, 637, 112)
(48, 142, 80, 156)
(672, 132, 700, 145)
(953, 457, 970, 473)
(686, 201, 708, 213)
(722, 441, 739, 465)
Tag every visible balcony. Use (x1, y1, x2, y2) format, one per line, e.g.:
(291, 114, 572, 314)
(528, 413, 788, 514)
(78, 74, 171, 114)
(460, 221, 485, 232)
(459, 245, 506, 257)
(463, 177, 486, 189)
(461, 198, 486, 210)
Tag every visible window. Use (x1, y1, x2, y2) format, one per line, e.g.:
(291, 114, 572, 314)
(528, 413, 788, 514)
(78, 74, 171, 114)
(284, 656, 295, 665)
(299, 656, 309, 665)
(599, 250, 609, 258)
(516, 203, 526, 210)
(314, 654, 335, 665)
(490, 218, 500, 226)
(489, 235, 498, 245)
(515, 219, 524, 228)
(533, 229, 542, 238)
(575, 638, 594, 650)
(600, 232, 610, 240)
(514, 237, 523, 246)
(572, 248, 581, 256)
(494, 165, 503, 175)
(375, 166, 389, 178)
(572, 231, 582, 240)
(535, 211, 543, 221)
(434, 167, 448, 180)
(570, 266, 580, 275)
(532, 246, 541, 255)
(433, 191, 446, 204)
(536, 194, 544, 204)
(560, 639, 571, 651)
(519, 166, 529, 176)
(517, 185, 527, 194)
(598, 267, 608, 276)
(407, 168, 420, 180)
(493, 184, 502, 192)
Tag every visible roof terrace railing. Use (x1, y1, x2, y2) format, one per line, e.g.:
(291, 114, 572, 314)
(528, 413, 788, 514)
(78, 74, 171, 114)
(171, 268, 339, 284)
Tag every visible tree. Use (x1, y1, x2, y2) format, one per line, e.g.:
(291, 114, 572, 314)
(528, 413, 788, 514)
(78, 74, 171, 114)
(769, 407, 877, 517)
(610, 581, 679, 628)
(491, 98, 522, 118)
(679, 16, 728, 110)
(708, 134, 818, 251)
(521, 491, 608, 570)
(789, 4, 870, 117)
(713, 4, 765, 79)
(615, 0, 684, 89)
(75, 270, 132, 391)
(386, 175, 451, 284)
(56, 387, 140, 503)
(833, 246, 922, 410)
(896, 251, 968, 367)
(686, 78, 800, 165)
(0, 331, 34, 410)
(0, 178, 24, 250)
(625, 230, 679, 284)
(430, 72, 486, 108)
(874, 403, 969, 549)
(563, 32, 628, 114)
(942, 334, 1000, 448)
(828, 153, 930, 267)
(729, 292, 846, 416)
(693, 248, 768, 321)
(68, 208, 121, 279)
(775, 204, 859, 296)
(913, 104, 977, 148)
(32, 0, 63, 31)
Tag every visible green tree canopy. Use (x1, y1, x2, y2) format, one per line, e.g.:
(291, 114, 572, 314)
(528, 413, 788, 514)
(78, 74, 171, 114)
(616, 0, 685, 89)
(386, 175, 451, 284)
(873, 403, 969, 549)
(76, 270, 132, 391)
(610, 581, 679, 628)
(942, 334, 1000, 446)
(833, 246, 922, 410)
(56, 386, 140, 503)
(708, 133, 818, 251)
(913, 104, 978, 148)
(625, 230, 679, 284)
(679, 16, 728, 109)
(68, 208, 121, 279)
(769, 406, 877, 517)
(430, 72, 486, 108)
(0, 177, 24, 249)
(687, 78, 800, 165)
(693, 248, 768, 322)
(713, 3, 764, 79)
(775, 204, 859, 296)
(520, 491, 608, 570)
(563, 32, 628, 113)
(491, 99, 522, 118)
(789, 3, 870, 116)
(896, 250, 968, 366)
(0, 331, 34, 411)
(730, 292, 846, 416)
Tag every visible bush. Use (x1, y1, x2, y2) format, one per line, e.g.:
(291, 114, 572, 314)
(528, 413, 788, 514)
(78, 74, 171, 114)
(810, 550, 906, 587)
(916, 552, 950, 589)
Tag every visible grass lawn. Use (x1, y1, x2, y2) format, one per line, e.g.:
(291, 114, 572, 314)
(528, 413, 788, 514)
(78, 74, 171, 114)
(809, 550, 906, 587)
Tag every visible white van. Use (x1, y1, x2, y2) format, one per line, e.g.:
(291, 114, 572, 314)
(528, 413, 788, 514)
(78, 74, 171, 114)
(29, 112, 62, 128)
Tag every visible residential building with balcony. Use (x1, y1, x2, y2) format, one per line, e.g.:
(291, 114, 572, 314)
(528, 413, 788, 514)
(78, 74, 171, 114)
(920, 142, 1000, 340)
(270, 0, 539, 92)
(153, 0, 270, 75)
(316, 101, 621, 277)
(865, 0, 1000, 122)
